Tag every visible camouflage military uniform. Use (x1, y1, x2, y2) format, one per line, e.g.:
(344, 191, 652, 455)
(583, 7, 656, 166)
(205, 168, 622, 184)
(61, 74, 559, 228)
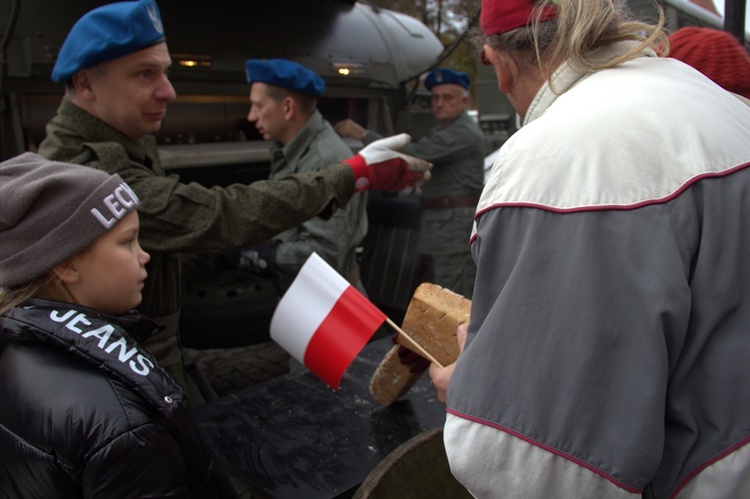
(38, 97, 354, 393)
(268, 110, 368, 292)
(364, 110, 484, 298)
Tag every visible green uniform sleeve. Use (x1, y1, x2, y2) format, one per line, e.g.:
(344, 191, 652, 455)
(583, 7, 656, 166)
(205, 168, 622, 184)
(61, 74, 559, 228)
(83, 141, 354, 253)
(125, 164, 354, 253)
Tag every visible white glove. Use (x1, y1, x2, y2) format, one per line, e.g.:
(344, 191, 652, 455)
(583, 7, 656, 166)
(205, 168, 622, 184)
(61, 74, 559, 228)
(342, 133, 432, 191)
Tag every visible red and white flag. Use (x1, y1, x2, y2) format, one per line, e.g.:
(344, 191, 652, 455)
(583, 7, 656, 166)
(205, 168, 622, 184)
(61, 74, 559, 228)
(270, 252, 386, 390)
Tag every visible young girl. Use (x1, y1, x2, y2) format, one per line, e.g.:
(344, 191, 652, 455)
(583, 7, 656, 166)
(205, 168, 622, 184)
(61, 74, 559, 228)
(0, 153, 235, 497)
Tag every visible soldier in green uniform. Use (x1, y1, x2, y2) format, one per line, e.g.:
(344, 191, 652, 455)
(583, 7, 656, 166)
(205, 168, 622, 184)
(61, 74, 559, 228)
(37, 0, 430, 404)
(243, 59, 368, 294)
(336, 68, 485, 298)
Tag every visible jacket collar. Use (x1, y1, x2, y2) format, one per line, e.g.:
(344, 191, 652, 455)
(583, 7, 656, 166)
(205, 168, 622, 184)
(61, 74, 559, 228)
(1, 298, 185, 414)
(270, 109, 327, 170)
(58, 97, 160, 168)
(524, 41, 656, 126)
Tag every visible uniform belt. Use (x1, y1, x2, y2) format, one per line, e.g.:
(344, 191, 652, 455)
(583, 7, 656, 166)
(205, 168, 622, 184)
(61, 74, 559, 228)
(420, 196, 479, 209)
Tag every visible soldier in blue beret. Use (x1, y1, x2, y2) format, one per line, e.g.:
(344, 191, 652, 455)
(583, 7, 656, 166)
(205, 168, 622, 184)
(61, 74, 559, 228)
(335, 67, 485, 300)
(245, 59, 326, 100)
(424, 68, 472, 92)
(244, 58, 370, 372)
(38, 1, 430, 408)
(51, 0, 166, 84)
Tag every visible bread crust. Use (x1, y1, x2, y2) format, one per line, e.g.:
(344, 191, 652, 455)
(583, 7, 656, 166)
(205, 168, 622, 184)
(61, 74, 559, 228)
(370, 283, 471, 406)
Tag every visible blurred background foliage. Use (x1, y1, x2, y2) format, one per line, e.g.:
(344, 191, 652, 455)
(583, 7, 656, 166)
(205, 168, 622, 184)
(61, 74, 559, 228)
(364, 0, 482, 97)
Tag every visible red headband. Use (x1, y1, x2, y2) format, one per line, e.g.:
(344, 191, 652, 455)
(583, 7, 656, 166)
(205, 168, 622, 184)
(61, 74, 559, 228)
(481, 0, 558, 35)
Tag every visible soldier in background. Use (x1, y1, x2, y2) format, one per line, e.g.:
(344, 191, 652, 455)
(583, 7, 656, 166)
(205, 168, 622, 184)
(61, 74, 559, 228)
(242, 59, 369, 296)
(336, 68, 485, 299)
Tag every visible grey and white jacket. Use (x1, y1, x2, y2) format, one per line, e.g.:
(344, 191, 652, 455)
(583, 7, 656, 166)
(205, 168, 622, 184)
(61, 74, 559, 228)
(446, 42, 750, 498)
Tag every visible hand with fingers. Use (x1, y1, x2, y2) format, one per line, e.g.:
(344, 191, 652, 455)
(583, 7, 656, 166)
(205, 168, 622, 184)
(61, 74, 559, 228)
(341, 133, 432, 192)
(429, 323, 468, 404)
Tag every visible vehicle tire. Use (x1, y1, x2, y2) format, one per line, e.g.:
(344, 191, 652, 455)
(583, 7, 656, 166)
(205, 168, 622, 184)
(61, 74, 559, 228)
(179, 260, 280, 349)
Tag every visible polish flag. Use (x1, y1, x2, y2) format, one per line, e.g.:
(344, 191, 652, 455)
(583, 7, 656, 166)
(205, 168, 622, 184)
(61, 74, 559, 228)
(270, 252, 386, 390)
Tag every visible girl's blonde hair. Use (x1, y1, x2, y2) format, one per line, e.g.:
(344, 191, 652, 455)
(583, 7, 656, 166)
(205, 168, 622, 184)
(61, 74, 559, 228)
(0, 274, 57, 316)
(478, 0, 669, 81)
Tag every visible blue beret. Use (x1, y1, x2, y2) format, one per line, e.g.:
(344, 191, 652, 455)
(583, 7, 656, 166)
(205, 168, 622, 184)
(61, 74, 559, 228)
(51, 0, 166, 83)
(245, 59, 325, 97)
(424, 68, 471, 91)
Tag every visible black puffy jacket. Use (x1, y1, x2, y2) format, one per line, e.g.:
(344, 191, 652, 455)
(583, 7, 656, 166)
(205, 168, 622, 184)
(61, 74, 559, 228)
(0, 299, 236, 498)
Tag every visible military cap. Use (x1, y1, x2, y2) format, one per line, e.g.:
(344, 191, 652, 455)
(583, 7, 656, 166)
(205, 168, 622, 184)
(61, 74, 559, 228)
(424, 68, 471, 91)
(245, 59, 325, 96)
(51, 0, 166, 83)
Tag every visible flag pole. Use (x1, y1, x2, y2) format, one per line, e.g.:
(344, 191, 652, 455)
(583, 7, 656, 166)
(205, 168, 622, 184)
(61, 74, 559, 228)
(385, 318, 445, 368)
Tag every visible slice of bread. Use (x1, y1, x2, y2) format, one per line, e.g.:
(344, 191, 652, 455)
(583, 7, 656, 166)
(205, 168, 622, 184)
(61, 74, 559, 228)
(370, 283, 471, 406)
(369, 345, 425, 406)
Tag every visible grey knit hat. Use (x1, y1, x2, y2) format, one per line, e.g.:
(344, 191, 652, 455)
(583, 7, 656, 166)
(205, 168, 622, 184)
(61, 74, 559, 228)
(0, 152, 140, 288)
